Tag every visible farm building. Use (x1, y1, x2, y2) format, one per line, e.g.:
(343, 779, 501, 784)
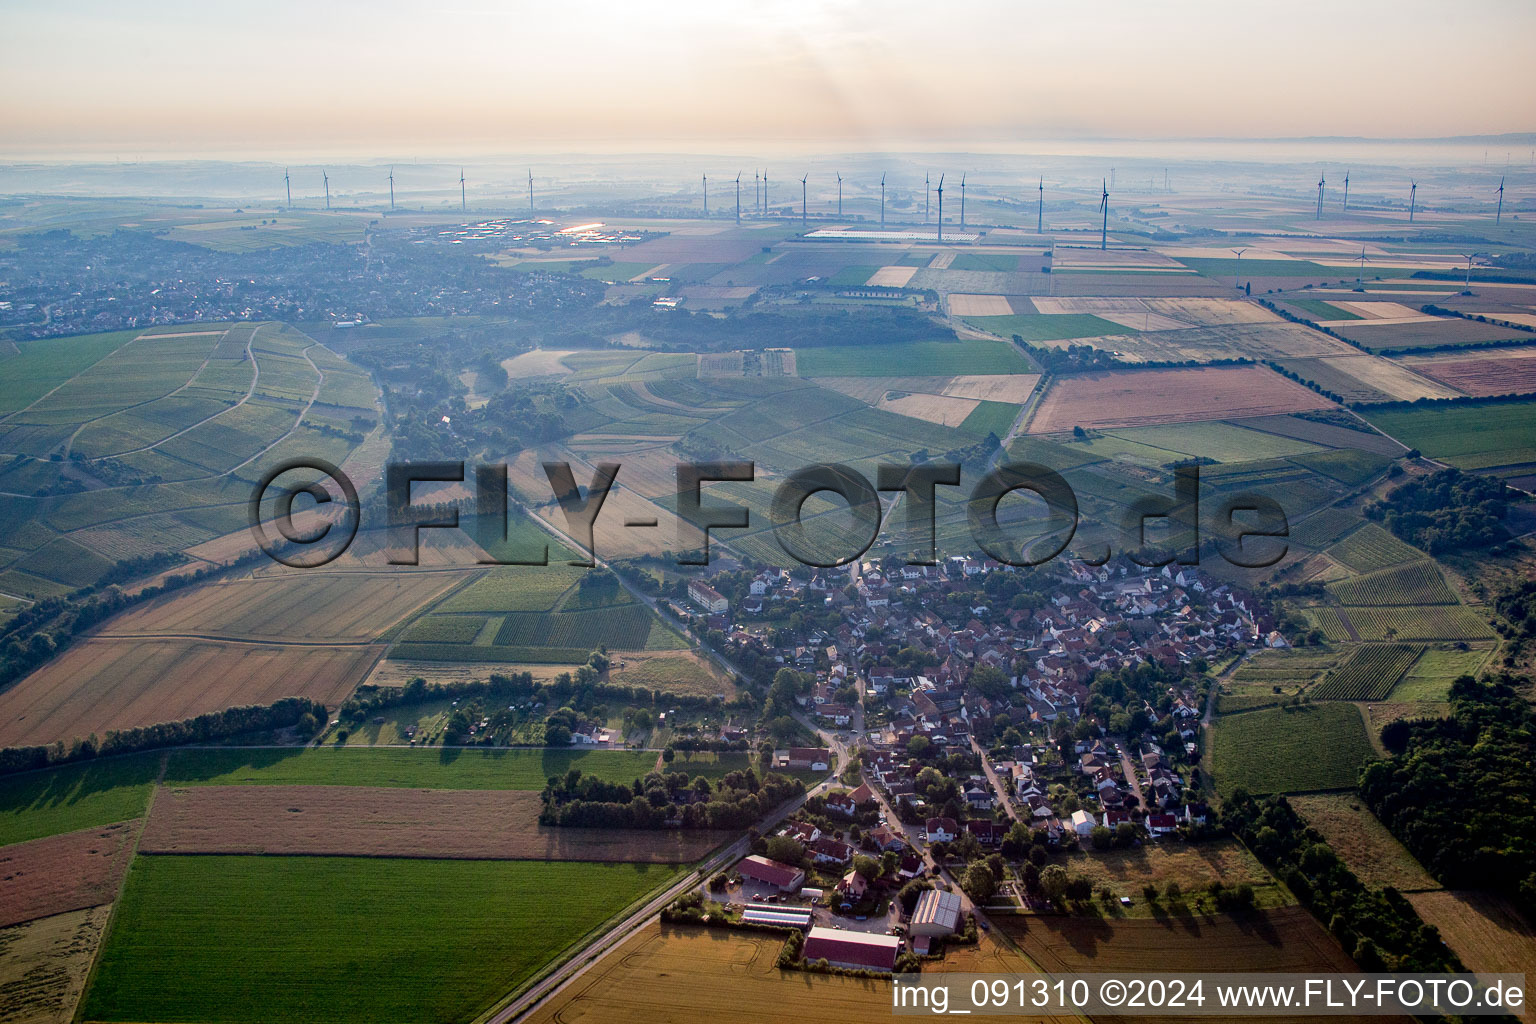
(781, 747, 831, 771)
(688, 580, 728, 614)
(741, 904, 812, 929)
(736, 855, 805, 892)
(801, 927, 901, 971)
(908, 889, 962, 938)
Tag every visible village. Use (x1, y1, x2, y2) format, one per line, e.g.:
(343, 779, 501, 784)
(654, 552, 1274, 971)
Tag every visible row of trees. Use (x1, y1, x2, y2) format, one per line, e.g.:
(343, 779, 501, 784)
(539, 765, 804, 831)
(0, 697, 326, 777)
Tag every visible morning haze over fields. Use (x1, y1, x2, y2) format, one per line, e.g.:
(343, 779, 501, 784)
(0, 2, 1533, 1022)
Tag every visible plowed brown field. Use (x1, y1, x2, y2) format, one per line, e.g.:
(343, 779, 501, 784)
(1028, 365, 1333, 433)
(0, 822, 137, 928)
(0, 639, 381, 747)
(139, 785, 725, 862)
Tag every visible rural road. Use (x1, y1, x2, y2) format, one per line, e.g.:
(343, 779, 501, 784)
(487, 767, 844, 1024)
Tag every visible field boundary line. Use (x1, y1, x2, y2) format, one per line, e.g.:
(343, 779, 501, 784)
(72, 783, 160, 1020)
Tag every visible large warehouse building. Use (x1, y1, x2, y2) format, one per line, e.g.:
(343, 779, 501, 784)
(908, 889, 962, 938)
(801, 927, 901, 972)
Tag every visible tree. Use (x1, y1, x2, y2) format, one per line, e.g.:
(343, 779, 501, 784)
(963, 863, 997, 903)
(764, 835, 804, 865)
(662, 746, 676, 763)
(1090, 825, 1112, 851)
(907, 735, 933, 758)
(853, 855, 881, 881)
(1040, 864, 1070, 906)
(1115, 821, 1138, 847)
(880, 850, 900, 877)
(898, 879, 932, 915)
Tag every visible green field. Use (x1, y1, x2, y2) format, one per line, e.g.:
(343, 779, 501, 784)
(1326, 560, 1457, 606)
(160, 747, 661, 790)
(0, 753, 160, 845)
(1310, 643, 1422, 701)
(795, 339, 1032, 377)
(1388, 645, 1492, 701)
(82, 856, 675, 1024)
(1280, 298, 1363, 321)
(959, 400, 1019, 438)
(1101, 421, 1323, 463)
(0, 329, 141, 414)
(960, 313, 1123, 343)
(1180, 258, 1342, 279)
(1210, 703, 1375, 795)
(1362, 398, 1536, 471)
(1225, 648, 1341, 710)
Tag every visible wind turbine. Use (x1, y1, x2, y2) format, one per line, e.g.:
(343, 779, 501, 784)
(1354, 246, 1369, 288)
(735, 172, 741, 224)
(1037, 177, 1044, 234)
(880, 173, 886, 228)
(284, 168, 291, 207)
(323, 170, 330, 210)
(924, 172, 930, 224)
(1342, 170, 1350, 211)
(1099, 179, 1109, 251)
(936, 174, 944, 243)
(959, 174, 966, 230)
(800, 173, 808, 225)
(527, 169, 535, 216)
(460, 168, 466, 212)
(764, 170, 769, 214)
(388, 166, 395, 211)
(1460, 252, 1479, 291)
(1315, 172, 1325, 220)
(702, 173, 708, 216)
(1408, 180, 1417, 222)
(1231, 247, 1248, 289)
(836, 172, 842, 218)
(1496, 176, 1505, 224)
(754, 170, 761, 215)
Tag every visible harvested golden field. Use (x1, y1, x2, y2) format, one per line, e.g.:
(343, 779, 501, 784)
(139, 786, 724, 862)
(0, 907, 110, 1024)
(947, 293, 1014, 316)
(1290, 794, 1439, 892)
(866, 266, 918, 288)
(0, 638, 380, 747)
(0, 822, 137, 928)
(523, 923, 1077, 1024)
(942, 374, 1039, 403)
(1407, 348, 1536, 397)
(502, 349, 576, 379)
(1311, 355, 1461, 402)
(99, 570, 461, 643)
(1028, 366, 1333, 433)
(608, 650, 737, 699)
(878, 391, 979, 426)
(1407, 891, 1536, 1021)
(1001, 906, 1356, 974)
(1032, 297, 1280, 327)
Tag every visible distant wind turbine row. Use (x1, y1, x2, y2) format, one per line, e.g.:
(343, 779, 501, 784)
(274, 167, 1513, 231)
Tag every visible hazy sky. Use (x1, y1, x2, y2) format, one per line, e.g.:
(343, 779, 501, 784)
(4, 0, 1533, 157)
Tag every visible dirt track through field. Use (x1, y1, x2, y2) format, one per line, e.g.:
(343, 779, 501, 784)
(139, 785, 727, 862)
